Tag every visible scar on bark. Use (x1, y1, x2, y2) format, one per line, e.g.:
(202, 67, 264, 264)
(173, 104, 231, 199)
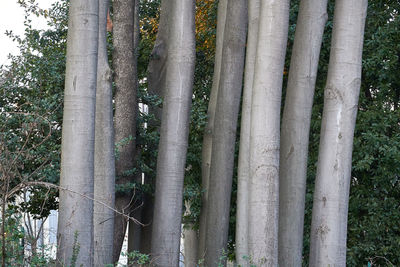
(316, 223, 330, 241)
(286, 145, 294, 159)
(325, 85, 343, 103)
(73, 76, 77, 91)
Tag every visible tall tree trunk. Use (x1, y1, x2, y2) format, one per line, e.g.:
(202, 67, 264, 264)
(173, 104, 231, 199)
(183, 201, 198, 267)
(150, 0, 196, 265)
(112, 0, 139, 262)
(137, 193, 153, 254)
(204, 1, 247, 266)
(128, 206, 143, 264)
(93, 0, 115, 265)
(56, 1, 99, 266)
(126, 0, 142, 256)
(248, 1, 289, 266)
(138, 0, 171, 255)
(278, 0, 328, 266)
(197, 0, 227, 261)
(235, 0, 260, 266)
(309, 0, 367, 266)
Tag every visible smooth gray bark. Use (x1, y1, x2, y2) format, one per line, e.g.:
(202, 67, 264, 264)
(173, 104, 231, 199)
(139, 0, 171, 255)
(150, 0, 196, 265)
(198, 0, 227, 260)
(204, 1, 247, 266)
(235, 1, 259, 266)
(248, 1, 289, 266)
(309, 1, 367, 266)
(183, 201, 198, 267)
(56, 1, 99, 266)
(128, 207, 143, 266)
(278, 0, 328, 266)
(112, 0, 139, 261)
(93, 0, 115, 266)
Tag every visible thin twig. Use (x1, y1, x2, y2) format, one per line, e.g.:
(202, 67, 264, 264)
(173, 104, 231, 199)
(15, 181, 145, 226)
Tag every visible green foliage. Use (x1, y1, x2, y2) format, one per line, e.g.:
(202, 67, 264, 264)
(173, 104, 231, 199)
(70, 231, 80, 267)
(0, 209, 53, 266)
(0, 0, 68, 217)
(345, 1, 400, 265)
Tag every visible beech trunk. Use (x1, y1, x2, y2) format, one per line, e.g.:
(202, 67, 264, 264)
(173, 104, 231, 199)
(150, 0, 196, 265)
(203, 0, 247, 266)
(248, 1, 289, 265)
(93, 0, 115, 265)
(235, 0, 260, 265)
(56, 0, 99, 265)
(278, 0, 328, 265)
(309, 0, 367, 265)
(197, 0, 227, 260)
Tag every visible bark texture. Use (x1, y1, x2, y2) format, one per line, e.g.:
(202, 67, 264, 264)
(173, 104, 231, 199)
(126, 0, 142, 256)
(204, 1, 248, 266)
(278, 0, 328, 266)
(309, 0, 367, 266)
(235, 0, 260, 265)
(56, 0, 99, 266)
(198, 0, 227, 260)
(138, 0, 171, 255)
(150, 0, 196, 265)
(94, 0, 115, 265)
(183, 201, 198, 267)
(112, 0, 139, 262)
(248, 1, 289, 266)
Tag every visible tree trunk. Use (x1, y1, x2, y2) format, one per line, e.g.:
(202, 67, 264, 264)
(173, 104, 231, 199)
(56, 1, 99, 266)
(150, 0, 196, 265)
(204, 1, 247, 266)
(183, 201, 198, 267)
(248, 1, 289, 266)
(197, 0, 227, 261)
(112, 0, 139, 262)
(93, 0, 115, 266)
(235, 0, 260, 266)
(137, 0, 171, 255)
(278, 0, 328, 266)
(128, 206, 143, 266)
(126, 0, 142, 257)
(309, 0, 367, 266)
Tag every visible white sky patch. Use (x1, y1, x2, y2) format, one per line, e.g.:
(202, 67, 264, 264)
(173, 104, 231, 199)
(0, 0, 56, 66)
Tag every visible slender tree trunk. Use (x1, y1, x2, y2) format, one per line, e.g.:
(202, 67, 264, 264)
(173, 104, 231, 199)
(138, 0, 171, 255)
(309, 1, 367, 266)
(278, 0, 328, 266)
(93, 0, 115, 265)
(112, 0, 139, 261)
(150, 0, 196, 265)
(56, 1, 99, 266)
(197, 0, 227, 261)
(184, 228, 198, 267)
(126, 0, 142, 256)
(248, 1, 289, 266)
(183, 201, 198, 267)
(138, 195, 153, 254)
(235, 1, 260, 266)
(128, 206, 143, 266)
(2, 192, 6, 267)
(204, 1, 247, 266)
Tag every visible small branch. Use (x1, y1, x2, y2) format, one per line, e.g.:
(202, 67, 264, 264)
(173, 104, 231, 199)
(14, 181, 145, 226)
